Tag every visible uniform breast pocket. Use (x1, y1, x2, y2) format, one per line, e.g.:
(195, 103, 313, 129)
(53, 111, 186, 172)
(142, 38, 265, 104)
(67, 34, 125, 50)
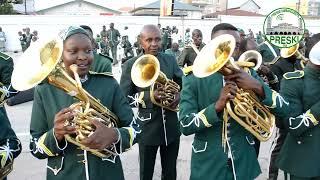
(137, 109, 152, 122)
(47, 156, 64, 176)
(245, 136, 256, 146)
(192, 139, 208, 153)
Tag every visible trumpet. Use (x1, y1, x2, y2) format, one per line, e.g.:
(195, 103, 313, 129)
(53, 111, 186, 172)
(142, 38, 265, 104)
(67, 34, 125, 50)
(192, 34, 275, 142)
(131, 54, 180, 112)
(11, 38, 120, 158)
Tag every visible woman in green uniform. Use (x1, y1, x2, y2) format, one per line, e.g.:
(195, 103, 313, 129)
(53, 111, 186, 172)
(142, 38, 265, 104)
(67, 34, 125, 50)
(28, 26, 139, 180)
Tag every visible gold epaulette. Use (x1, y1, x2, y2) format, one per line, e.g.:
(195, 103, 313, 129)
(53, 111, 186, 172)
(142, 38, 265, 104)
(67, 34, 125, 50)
(283, 70, 304, 80)
(89, 71, 113, 77)
(0, 52, 11, 61)
(182, 66, 193, 76)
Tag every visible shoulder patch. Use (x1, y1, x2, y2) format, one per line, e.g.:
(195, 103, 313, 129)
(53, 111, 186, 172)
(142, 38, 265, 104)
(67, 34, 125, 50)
(89, 71, 113, 77)
(0, 52, 11, 61)
(283, 70, 304, 80)
(183, 66, 193, 76)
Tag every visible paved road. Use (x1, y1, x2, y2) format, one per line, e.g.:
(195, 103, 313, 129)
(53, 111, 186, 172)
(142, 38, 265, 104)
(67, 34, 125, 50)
(5, 52, 284, 180)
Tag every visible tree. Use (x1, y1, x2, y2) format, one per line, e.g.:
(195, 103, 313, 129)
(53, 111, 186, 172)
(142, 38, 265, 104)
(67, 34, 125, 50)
(0, 0, 23, 15)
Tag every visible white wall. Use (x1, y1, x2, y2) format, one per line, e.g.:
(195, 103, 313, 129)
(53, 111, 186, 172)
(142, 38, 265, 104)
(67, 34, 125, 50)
(1, 15, 319, 52)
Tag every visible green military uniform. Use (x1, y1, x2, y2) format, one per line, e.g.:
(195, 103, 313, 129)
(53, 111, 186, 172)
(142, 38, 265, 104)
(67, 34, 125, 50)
(106, 28, 120, 64)
(165, 49, 181, 61)
(268, 56, 304, 180)
(90, 52, 112, 73)
(0, 52, 22, 179)
(179, 68, 287, 180)
(120, 52, 183, 180)
(29, 72, 139, 180)
(161, 30, 169, 51)
(100, 30, 107, 38)
(178, 43, 205, 67)
(275, 66, 320, 179)
(258, 42, 280, 63)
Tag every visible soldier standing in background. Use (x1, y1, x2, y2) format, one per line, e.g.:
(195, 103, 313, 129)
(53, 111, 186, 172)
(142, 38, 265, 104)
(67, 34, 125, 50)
(107, 23, 121, 65)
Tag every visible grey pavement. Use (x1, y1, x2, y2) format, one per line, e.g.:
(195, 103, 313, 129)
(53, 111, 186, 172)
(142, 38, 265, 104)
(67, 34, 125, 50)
(4, 51, 284, 180)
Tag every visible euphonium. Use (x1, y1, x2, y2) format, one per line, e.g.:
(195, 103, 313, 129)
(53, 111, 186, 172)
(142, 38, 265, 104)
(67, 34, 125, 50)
(192, 34, 275, 142)
(11, 38, 120, 158)
(131, 54, 180, 112)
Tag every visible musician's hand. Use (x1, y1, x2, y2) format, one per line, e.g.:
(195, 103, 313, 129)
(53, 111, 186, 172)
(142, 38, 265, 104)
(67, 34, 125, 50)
(81, 119, 118, 151)
(257, 64, 271, 76)
(153, 87, 166, 102)
(54, 108, 76, 142)
(168, 92, 180, 109)
(215, 81, 237, 112)
(224, 67, 264, 97)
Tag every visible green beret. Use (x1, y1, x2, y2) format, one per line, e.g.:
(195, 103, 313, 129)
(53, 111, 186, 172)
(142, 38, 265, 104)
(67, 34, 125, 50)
(61, 26, 90, 41)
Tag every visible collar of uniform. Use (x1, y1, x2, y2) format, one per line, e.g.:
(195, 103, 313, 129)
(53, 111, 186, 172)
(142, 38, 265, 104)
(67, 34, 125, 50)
(304, 64, 320, 79)
(80, 75, 88, 83)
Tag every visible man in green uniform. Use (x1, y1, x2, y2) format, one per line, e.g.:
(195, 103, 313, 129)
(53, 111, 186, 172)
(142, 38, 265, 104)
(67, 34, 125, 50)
(80, 25, 112, 73)
(107, 23, 121, 65)
(0, 52, 22, 180)
(28, 26, 139, 180)
(268, 43, 304, 180)
(275, 33, 320, 180)
(161, 28, 169, 52)
(120, 24, 183, 180)
(179, 23, 287, 180)
(178, 29, 205, 67)
(100, 25, 107, 38)
(165, 42, 181, 62)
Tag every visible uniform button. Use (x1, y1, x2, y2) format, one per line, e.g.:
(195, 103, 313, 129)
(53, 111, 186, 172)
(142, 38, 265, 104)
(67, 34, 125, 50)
(297, 141, 302, 144)
(309, 134, 313, 137)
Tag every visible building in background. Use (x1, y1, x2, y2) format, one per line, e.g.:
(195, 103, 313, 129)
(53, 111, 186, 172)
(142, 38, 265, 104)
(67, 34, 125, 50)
(13, 0, 35, 14)
(130, 0, 202, 18)
(36, 0, 121, 15)
(308, 0, 320, 16)
(285, 0, 308, 15)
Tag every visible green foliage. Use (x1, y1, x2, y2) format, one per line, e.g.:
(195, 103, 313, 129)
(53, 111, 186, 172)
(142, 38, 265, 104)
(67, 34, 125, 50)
(0, 0, 23, 15)
(0, 2, 15, 15)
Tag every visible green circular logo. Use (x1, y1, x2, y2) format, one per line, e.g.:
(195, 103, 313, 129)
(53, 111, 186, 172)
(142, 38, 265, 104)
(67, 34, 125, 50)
(263, 8, 305, 48)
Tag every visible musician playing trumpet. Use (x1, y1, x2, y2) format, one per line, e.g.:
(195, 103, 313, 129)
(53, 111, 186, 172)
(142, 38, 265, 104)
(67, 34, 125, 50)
(28, 26, 139, 180)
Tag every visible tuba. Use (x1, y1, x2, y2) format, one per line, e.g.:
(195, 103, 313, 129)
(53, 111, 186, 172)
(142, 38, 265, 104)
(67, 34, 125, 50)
(192, 34, 275, 142)
(11, 38, 120, 158)
(131, 54, 180, 112)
